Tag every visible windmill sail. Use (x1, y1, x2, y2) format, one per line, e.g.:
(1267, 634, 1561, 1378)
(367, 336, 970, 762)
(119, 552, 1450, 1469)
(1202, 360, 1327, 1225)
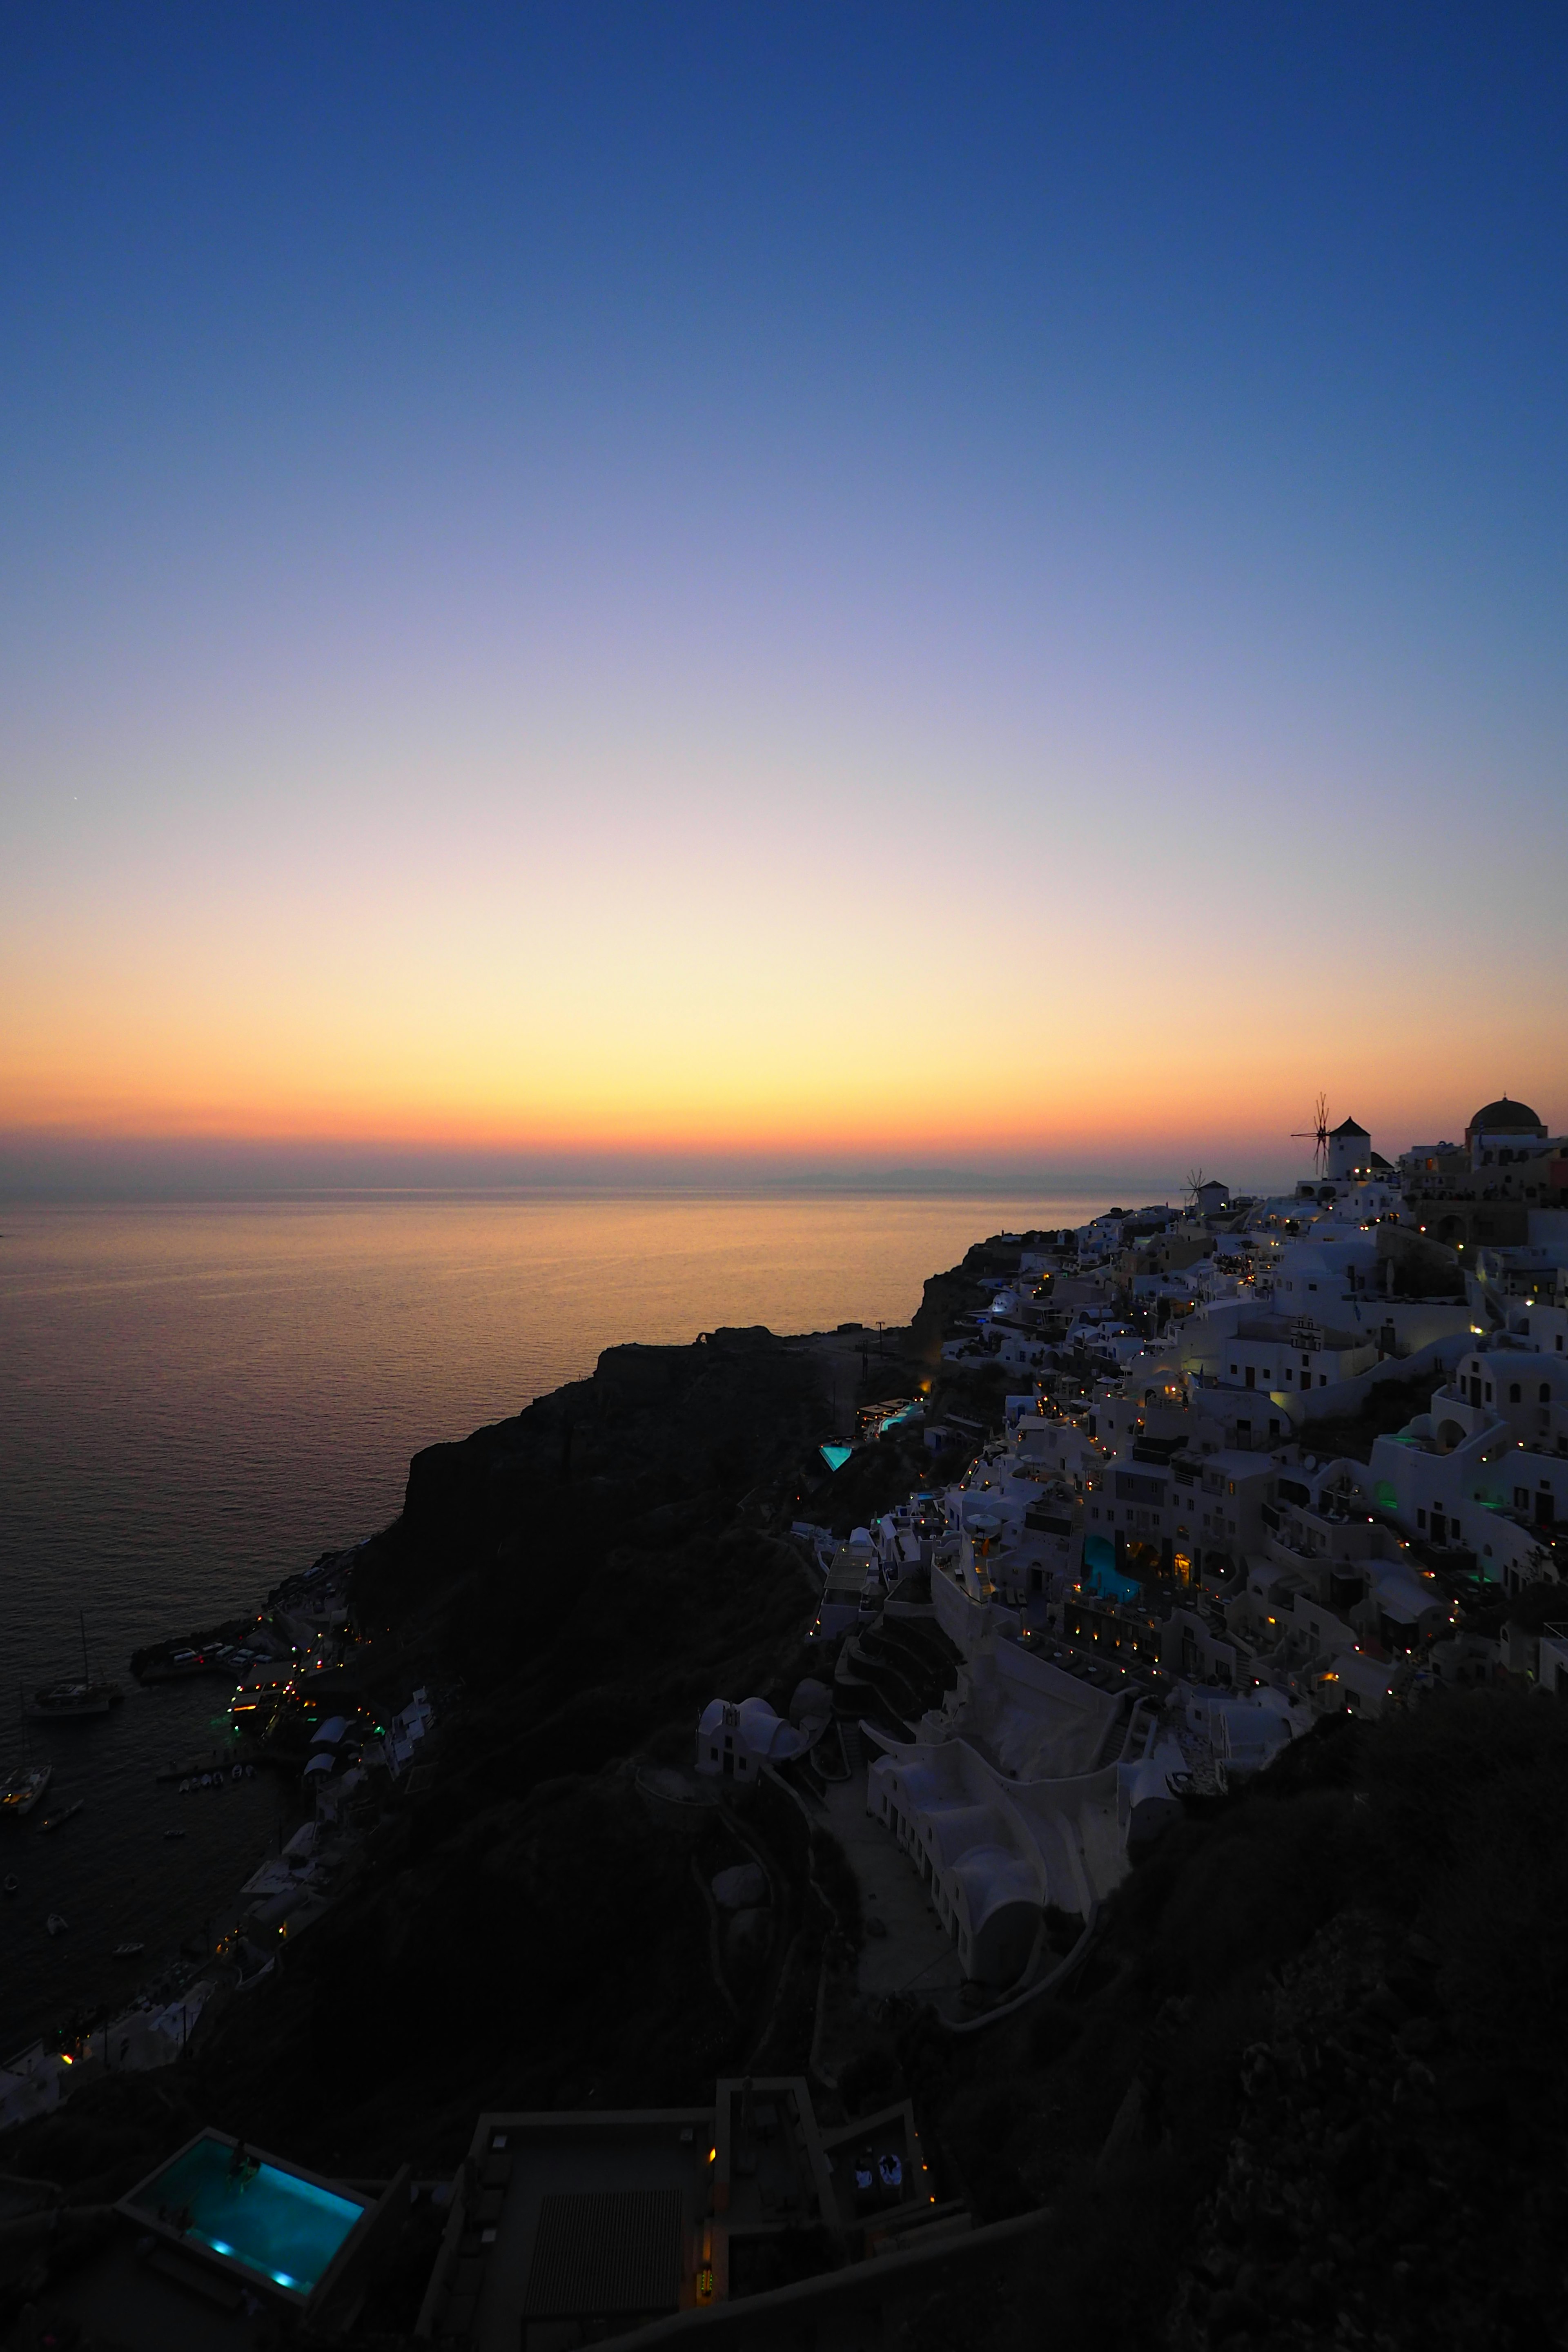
(1292, 1094, 1330, 1173)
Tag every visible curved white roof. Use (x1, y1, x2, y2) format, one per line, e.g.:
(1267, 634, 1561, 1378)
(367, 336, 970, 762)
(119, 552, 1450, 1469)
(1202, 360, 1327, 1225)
(924, 1800, 1011, 1874)
(952, 1846, 1041, 1930)
(737, 1696, 808, 1759)
(1371, 1571, 1434, 1623)
(697, 1695, 808, 1760)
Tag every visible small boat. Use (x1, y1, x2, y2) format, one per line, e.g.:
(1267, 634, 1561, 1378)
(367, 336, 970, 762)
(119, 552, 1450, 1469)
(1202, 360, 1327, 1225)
(46, 1913, 69, 1936)
(0, 1762, 52, 1820)
(37, 1799, 84, 1835)
(163, 1828, 185, 1841)
(111, 1940, 145, 1959)
(3, 1875, 18, 1896)
(29, 1614, 122, 1718)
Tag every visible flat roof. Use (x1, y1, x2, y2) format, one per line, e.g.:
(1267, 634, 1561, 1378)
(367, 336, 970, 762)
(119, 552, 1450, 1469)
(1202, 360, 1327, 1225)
(446, 2111, 712, 2352)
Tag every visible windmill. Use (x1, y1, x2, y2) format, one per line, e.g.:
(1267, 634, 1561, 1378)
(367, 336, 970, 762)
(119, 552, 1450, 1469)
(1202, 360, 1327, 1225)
(1293, 1093, 1330, 1174)
(1185, 1166, 1206, 1210)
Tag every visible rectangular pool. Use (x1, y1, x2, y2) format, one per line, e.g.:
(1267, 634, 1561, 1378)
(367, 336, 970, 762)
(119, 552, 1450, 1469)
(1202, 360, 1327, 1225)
(122, 2132, 368, 2302)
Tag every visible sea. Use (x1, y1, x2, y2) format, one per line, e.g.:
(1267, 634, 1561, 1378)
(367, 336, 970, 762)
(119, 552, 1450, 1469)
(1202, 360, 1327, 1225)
(0, 1188, 1109, 2050)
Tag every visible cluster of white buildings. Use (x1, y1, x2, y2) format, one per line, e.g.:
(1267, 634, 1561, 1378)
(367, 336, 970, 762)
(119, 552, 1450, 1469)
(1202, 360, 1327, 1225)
(699, 1092, 1568, 1998)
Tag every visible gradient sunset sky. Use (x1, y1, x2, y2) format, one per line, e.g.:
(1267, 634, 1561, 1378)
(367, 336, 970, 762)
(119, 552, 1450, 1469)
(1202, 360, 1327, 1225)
(2, 4, 1564, 1194)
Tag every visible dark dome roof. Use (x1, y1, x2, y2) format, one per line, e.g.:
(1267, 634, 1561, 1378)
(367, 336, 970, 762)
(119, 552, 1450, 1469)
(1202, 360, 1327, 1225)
(1469, 1097, 1544, 1134)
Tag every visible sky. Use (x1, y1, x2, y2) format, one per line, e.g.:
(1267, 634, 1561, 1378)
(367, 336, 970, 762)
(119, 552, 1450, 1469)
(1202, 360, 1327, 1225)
(2, 2, 1564, 1197)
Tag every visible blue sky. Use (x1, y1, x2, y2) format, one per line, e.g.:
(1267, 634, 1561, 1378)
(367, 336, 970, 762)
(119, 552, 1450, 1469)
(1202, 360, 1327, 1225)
(2, 4, 1564, 1194)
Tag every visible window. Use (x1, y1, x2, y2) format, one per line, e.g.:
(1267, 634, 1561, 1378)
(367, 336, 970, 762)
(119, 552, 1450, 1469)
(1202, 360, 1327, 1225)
(1510, 1385, 1521, 1404)
(1484, 1384, 1493, 1402)
(1418, 1509, 1427, 1529)
(1515, 1488, 1530, 1511)
(710, 1746, 719, 1761)
(1542, 1385, 1552, 1404)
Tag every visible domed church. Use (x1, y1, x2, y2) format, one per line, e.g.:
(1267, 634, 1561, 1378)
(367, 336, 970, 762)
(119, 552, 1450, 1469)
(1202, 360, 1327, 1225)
(1465, 1096, 1547, 1154)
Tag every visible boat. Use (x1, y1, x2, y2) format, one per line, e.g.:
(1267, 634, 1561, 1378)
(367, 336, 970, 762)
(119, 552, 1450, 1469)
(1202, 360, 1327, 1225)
(37, 1799, 84, 1835)
(46, 1913, 69, 1936)
(0, 1762, 51, 1820)
(111, 1940, 145, 1959)
(29, 1614, 122, 1719)
(3, 1875, 18, 1896)
(163, 1828, 186, 1841)
(29, 1680, 120, 1719)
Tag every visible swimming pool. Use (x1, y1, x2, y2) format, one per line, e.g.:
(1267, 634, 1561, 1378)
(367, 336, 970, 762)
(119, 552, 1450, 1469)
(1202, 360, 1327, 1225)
(122, 2132, 368, 2301)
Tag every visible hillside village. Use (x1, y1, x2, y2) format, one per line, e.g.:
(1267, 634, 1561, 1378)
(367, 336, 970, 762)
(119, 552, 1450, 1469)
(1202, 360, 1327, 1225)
(4, 1091, 1567, 2352)
(710, 1094, 1568, 2040)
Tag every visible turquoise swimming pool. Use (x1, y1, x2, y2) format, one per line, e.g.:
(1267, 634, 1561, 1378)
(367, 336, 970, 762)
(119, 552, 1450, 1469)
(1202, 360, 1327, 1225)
(1082, 1534, 1142, 1605)
(125, 2133, 366, 2300)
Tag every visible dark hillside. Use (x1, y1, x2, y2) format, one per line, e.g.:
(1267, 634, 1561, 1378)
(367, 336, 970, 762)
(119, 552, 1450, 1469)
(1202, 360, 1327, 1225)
(192, 1328, 834, 2167)
(902, 1690, 1568, 2350)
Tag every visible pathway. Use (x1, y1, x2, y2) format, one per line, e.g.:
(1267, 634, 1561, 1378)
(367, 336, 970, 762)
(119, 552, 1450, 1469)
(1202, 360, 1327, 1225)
(820, 1768, 963, 2002)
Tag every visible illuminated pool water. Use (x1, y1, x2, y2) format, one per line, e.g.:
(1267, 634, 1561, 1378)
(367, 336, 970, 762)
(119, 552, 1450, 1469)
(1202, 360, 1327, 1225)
(125, 2134, 365, 2298)
(1082, 1535, 1142, 1605)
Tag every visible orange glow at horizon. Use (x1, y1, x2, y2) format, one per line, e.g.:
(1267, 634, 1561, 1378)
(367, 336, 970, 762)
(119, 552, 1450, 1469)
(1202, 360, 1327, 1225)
(4, 1037, 1556, 1174)
(4, 719, 1561, 1177)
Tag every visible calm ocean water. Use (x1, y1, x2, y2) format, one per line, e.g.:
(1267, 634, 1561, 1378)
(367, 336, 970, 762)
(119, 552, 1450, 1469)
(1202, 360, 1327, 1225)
(0, 1189, 1104, 2048)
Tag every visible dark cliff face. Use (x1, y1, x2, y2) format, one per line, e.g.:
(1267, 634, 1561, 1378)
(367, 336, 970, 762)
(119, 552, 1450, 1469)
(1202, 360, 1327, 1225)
(905, 1234, 1037, 1369)
(185, 1327, 833, 2169)
(356, 1325, 828, 1634)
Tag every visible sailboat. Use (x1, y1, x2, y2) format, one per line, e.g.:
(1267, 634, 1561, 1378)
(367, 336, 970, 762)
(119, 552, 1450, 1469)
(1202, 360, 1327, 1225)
(29, 1613, 122, 1719)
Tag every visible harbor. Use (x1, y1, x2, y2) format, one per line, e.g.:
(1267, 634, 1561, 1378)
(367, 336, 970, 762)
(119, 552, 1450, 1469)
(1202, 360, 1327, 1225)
(0, 1543, 444, 2130)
